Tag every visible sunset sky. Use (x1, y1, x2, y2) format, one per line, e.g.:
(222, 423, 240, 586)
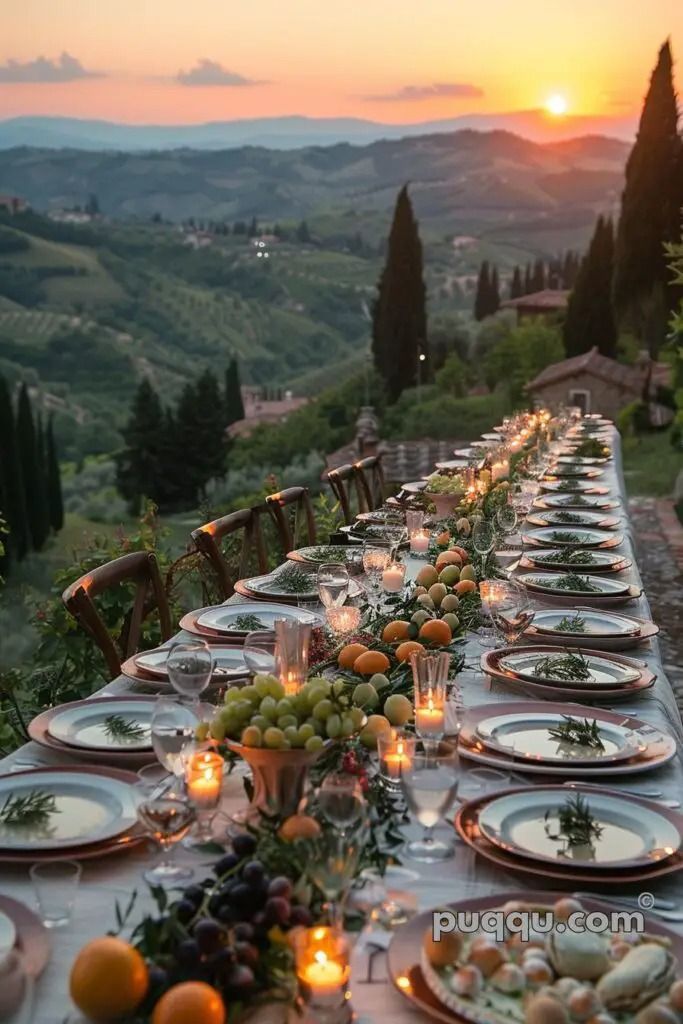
(2, 0, 683, 129)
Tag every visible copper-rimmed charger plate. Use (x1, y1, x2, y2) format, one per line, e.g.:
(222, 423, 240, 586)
(454, 785, 683, 885)
(518, 577, 642, 607)
(523, 613, 658, 651)
(522, 529, 624, 550)
(519, 552, 632, 574)
(458, 700, 676, 777)
(29, 697, 158, 767)
(481, 645, 655, 702)
(525, 512, 620, 530)
(0, 765, 145, 864)
(177, 607, 248, 644)
(533, 494, 621, 511)
(387, 891, 683, 1024)
(0, 896, 50, 978)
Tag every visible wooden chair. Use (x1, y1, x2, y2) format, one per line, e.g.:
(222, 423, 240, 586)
(326, 463, 357, 525)
(266, 486, 317, 552)
(62, 551, 173, 679)
(353, 455, 386, 513)
(192, 506, 268, 601)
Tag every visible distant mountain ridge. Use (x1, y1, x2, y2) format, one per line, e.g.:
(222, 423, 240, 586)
(0, 110, 637, 151)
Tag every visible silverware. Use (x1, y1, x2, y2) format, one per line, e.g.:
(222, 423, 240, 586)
(563, 781, 680, 809)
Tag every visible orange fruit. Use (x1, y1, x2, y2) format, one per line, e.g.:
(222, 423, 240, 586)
(395, 640, 425, 663)
(435, 550, 462, 569)
(152, 982, 226, 1024)
(354, 650, 391, 675)
(455, 579, 477, 596)
(70, 936, 148, 1021)
(381, 619, 411, 643)
(436, 530, 451, 547)
(278, 814, 323, 841)
(338, 642, 368, 669)
(419, 618, 452, 646)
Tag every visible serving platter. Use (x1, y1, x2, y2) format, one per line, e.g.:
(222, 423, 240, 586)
(29, 698, 158, 766)
(47, 697, 154, 752)
(522, 526, 622, 549)
(477, 788, 681, 869)
(497, 649, 641, 687)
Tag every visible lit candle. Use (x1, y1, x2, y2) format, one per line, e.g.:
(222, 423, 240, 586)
(302, 951, 346, 994)
(378, 730, 415, 783)
(382, 561, 406, 593)
(282, 671, 301, 697)
(295, 927, 350, 1009)
(325, 605, 361, 637)
(185, 751, 222, 809)
(479, 580, 506, 615)
(415, 696, 445, 738)
(409, 528, 430, 555)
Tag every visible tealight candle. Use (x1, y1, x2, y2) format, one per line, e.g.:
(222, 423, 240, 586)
(382, 561, 406, 593)
(185, 751, 222, 810)
(295, 927, 351, 1020)
(378, 730, 416, 787)
(325, 604, 361, 637)
(479, 580, 506, 615)
(409, 528, 430, 555)
(415, 697, 445, 739)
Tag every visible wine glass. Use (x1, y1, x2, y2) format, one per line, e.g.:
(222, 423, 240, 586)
(490, 580, 535, 646)
(135, 765, 194, 885)
(317, 563, 350, 608)
(496, 499, 518, 541)
(383, 520, 407, 560)
(317, 772, 366, 836)
(306, 826, 366, 927)
(362, 541, 391, 610)
(151, 697, 200, 777)
(401, 743, 460, 862)
(243, 629, 277, 676)
(166, 640, 213, 709)
(472, 518, 495, 557)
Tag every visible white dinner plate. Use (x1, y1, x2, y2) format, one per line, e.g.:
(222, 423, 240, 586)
(519, 572, 632, 597)
(498, 650, 641, 687)
(243, 571, 363, 601)
(524, 548, 626, 571)
(478, 789, 681, 869)
(0, 770, 137, 851)
(530, 510, 617, 527)
(538, 493, 619, 511)
(530, 608, 642, 638)
(0, 910, 16, 958)
(556, 455, 608, 465)
(400, 480, 427, 494)
(47, 698, 155, 752)
(524, 527, 621, 548)
(453, 448, 480, 459)
(134, 646, 248, 681)
(197, 603, 322, 635)
(475, 711, 643, 764)
(541, 479, 606, 493)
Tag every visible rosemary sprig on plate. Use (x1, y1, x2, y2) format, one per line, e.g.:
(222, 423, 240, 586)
(531, 651, 592, 681)
(268, 566, 315, 594)
(0, 790, 58, 827)
(545, 794, 604, 849)
(550, 531, 584, 544)
(552, 573, 600, 592)
(552, 511, 585, 524)
(559, 494, 592, 507)
(103, 714, 147, 743)
(305, 546, 350, 563)
(536, 548, 596, 566)
(556, 480, 581, 492)
(555, 614, 587, 633)
(232, 613, 266, 632)
(575, 438, 609, 459)
(548, 715, 605, 749)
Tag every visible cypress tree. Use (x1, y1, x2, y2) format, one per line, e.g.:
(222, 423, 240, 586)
(563, 217, 618, 358)
(510, 266, 523, 299)
(46, 415, 64, 532)
(225, 358, 245, 425)
(490, 266, 500, 314)
(523, 263, 532, 295)
(473, 261, 491, 321)
(16, 384, 49, 551)
(371, 185, 427, 401)
(531, 259, 546, 293)
(116, 378, 167, 514)
(613, 40, 683, 352)
(175, 370, 227, 502)
(0, 375, 28, 562)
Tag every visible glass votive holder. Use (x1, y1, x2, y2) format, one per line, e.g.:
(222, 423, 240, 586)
(409, 528, 430, 556)
(325, 604, 361, 638)
(381, 560, 406, 594)
(405, 509, 425, 535)
(377, 730, 416, 791)
(411, 650, 448, 745)
(184, 749, 224, 846)
(30, 859, 82, 928)
(295, 926, 352, 1024)
(275, 618, 312, 696)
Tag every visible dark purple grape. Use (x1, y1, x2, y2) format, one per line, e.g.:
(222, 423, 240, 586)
(148, 965, 169, 990)
(234, 941, 259, 968)
(233, 922, 255, 942)
(214, 852, 240, 876)
(194, 918, 225, 954)
(208, 893, 224, 917)
(174, 899, 196, 924)
(175, 938, 201, 967)
(264, 896, 291, 927)
(209, 946, 235, 975)
(289, 904, 313, 927)
(216, 905, 236, 925)
(223, 963, 255, 995)
(268, 876, 293, 899)
(183, 884, 206, 905)
(242, 860, 265, 885)
(229, 882, 252, 911)
(232, 833, 257, 858)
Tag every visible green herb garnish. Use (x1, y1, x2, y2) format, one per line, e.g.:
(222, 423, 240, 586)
(552, 573, 600, 592)
(555, 614, 588, 633)
(532, 651, 592, 681)
(305, 546, 350, 563)
(535, 548, 596, 566)
(552, 511, 585, 524)
(558, 494, 592, 507)
(548, 715, 605, 749)
(0, 790, 58, 827)
(268, 566, 315, 594)
(103, 714, 147, 743)
(545, 794, 604, 850)
(556, 480, 581, 492)
(550, 531, 584, 544)
(232, 613, 267, 631)
(574, 438, 609, 459)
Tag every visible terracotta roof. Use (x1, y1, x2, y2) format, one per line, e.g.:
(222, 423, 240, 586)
(501, 289, 569, 310)
(325, 439, 472, 483)
(526, 347, 642, 392)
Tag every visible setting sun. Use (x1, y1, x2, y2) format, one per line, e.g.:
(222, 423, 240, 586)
(545, 93, 569, 116)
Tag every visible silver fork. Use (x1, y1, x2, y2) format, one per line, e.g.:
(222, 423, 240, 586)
(563, 781, 680, 808)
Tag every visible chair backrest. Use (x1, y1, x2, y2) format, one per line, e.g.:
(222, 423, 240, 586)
(192, 506, 268, 600)
(326, 463, 356, 525)
(266, 486, 317, 552)
(354, 455, 385, 513)
(62, 551, 173, 678)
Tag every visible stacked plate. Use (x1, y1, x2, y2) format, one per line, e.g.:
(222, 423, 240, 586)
(459, 701, 675, 776)
(287, 546, 364, 569)
(556, 453, 609, 465)
(0, 766, 143, 863)
(525, 509, 620, 529)
(454, 785, 683, 885)
(522, 526, 622, 549)
(518, 570, 641, 604)
(481, 644, 655, 701)
(234, 569, 363, 604)
(545, 464, 604, 479)
(122, 643, 251, 685)
(540, 479, 609, 495)
(534, 492, 620, 511)
(178, 602, 323, 642)
(522, 607, 659, 650)
(29, 696, 158, 766)
(520, 548, 631, 574)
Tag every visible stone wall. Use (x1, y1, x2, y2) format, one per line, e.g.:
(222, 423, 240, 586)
(531, 371, 638, 420)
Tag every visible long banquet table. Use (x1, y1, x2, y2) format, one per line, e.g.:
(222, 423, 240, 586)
(2, 425, 683, 1023)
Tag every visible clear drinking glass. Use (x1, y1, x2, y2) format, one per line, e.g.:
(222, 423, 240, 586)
(472, 519, 495, 557)
(166, 640, 213, 707)
(496, 498, 518, 538)
(29, 860, 81, 928)
(317, 563, 350, 608)
(490, 580, 535, 645)
(411, 650, 449, 750)
(306, 826, 366, 927)
(362, 541, 391, 609)
(401, 744, 460, 862)
(383, 521, 407, 559)
(355, 865, 419, 929)
(405, 509, 425, 535)
(243, 630, 277, 676)
(317, 772, 366, 836)
(135, 767, 194, 885)
(151, 697, 200, 776)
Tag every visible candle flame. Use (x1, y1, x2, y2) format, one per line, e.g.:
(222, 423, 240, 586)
(314, 951, 328, 966)
(313, 927, 327, 940)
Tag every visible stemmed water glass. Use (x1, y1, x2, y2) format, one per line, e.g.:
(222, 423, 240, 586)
(401, 743, 460, 862)
(166, 640, 213, 710)
(150, 697, 200, 777)
(383, 520, 407, 560)
(135, 764, 194, 885)
(306, 825, 366, 928)
(243, 629, 277, 676)
(317, 563, 350, 608)
(496, 497, 518, 544)
(489, 579, 535, 646)
(362, 540, 391, 611)
(317, 772, 366, 837)
(472, 518, 496, 578)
